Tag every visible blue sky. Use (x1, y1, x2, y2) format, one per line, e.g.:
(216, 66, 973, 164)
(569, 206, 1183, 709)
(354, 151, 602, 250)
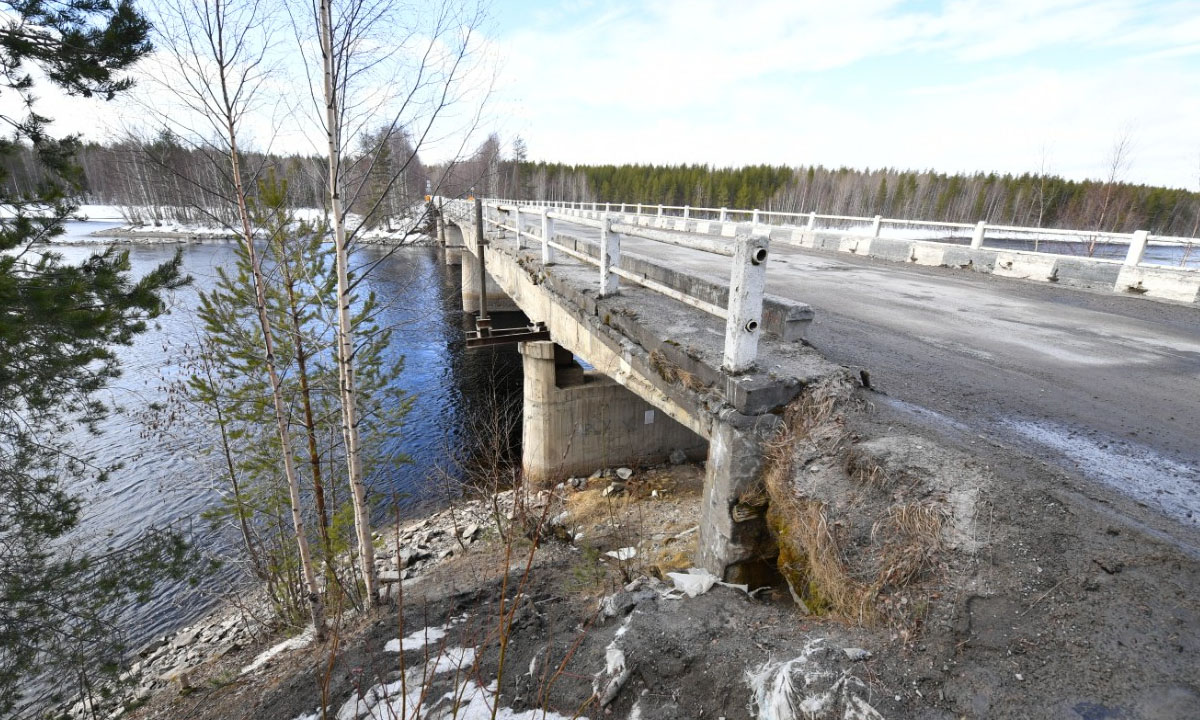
(482, 0, 1200, 188)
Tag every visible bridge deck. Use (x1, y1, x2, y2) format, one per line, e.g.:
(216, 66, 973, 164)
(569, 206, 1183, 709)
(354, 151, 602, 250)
(544, 216, 1200, 528)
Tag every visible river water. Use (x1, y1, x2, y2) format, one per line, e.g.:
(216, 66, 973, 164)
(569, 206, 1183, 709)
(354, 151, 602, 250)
(47, 222, 524, 651)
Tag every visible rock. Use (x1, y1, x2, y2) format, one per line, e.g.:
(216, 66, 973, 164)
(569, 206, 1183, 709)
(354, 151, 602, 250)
(669, 449, 688, 465)
(616, 467, 634, 480)
(843, 648, 872, 661)
(602, 482, 625, 497)
(379, 570, 402, 583)
(171, 628, 200, 649)
(600, 589, 657, 618)
(589, 469, 604, 480)
(463, 523, 480, 539)
(551, 511, 570, 527)
(158, 666, 194, 693)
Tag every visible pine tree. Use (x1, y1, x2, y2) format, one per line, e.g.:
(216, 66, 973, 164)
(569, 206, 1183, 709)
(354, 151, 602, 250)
(0, 1, 195, 713)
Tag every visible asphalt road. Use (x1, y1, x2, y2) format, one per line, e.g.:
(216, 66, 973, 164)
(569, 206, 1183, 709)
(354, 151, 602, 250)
(540, 218, 1200, 532)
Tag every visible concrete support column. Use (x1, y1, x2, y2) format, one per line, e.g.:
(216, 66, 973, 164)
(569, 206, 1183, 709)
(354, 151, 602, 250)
(519, 341, 706, 485)
(697, 412, 781, 583)
(971, 221, 987, 249)
(444, 224, 464, 265)
(1125, 230, 1149, 266)
(461, 248, 519, 314)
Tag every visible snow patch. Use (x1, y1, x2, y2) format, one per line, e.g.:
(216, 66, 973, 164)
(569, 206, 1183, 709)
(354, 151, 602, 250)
(383, 624, 449, 653)
(241, 626, 315, 675)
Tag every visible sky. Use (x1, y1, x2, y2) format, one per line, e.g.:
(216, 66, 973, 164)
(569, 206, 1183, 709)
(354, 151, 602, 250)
(12, 0, 1200, 190)
(483, 0, 1200, 189)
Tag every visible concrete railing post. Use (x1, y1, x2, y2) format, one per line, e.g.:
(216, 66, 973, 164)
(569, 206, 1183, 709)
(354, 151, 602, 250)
(722, 232, 769, 373)
(807, 212, 816, 230)
(719, 207, 727, 222)
(541, 209, 556, 264)
(592, 201, 598, 211)
(1125, 230, 1150, 266)
(683, 205, 691, 219)
(636, 203, 642, 215)
(871, 215, 883, 238)
(605, 202, 611, 213)
(513, 205, 522, 249)
(599, 213, 620, 298)
(752, 209, 760, 225)
(657, 204, 664, 216)
(971, 221, 986, 250)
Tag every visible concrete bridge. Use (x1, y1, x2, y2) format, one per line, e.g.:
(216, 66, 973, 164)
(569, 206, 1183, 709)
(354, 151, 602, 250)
(436, 197, 1200, 576)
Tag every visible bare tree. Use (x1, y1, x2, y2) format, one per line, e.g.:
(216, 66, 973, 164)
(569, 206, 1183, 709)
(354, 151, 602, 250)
(293, 0, 490, 606)
(148, 0, 327, 639)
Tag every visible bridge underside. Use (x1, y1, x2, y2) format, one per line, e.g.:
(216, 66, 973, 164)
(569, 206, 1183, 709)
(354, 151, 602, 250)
(444, 211, 841, 582)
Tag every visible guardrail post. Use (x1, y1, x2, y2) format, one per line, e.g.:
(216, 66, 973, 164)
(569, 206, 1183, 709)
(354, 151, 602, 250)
(807, 212, 816, 230)
(658, 204, 664, 216)
(719, 207, 727, 222)
(971, 221, 986, 249)
(592, 201, 598, 211)
(599, 213, 620, 297)
(541, 209, 556, 264)
(605, 202, 611, 213)
(636, 203, 642, 215)
(1125, 230, 1149, 266)
(752, 209, 760, 225)
(723, 232, 769, 373)
(684, 205, 691, 219)
(871, 215, 882, 238)
(513, 205, 522, 249)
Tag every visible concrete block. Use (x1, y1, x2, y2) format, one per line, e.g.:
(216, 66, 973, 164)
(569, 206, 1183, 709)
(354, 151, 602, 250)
(993, 251, 1058, 282)
(940, 247, 994, 271)
(1115, 266, 1200, 303)
(720, 222, 738, 238)
(910, 243, 946, 266)
(695, 221, 712, 235)
(1053, 257, 1122, 290)
(866, 237, 912, 263)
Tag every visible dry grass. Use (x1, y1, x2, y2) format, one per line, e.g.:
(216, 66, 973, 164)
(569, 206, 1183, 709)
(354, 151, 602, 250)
(760, 377, 877, 623)
(649, 349, 709, 392)
(870, 502, 948, 589)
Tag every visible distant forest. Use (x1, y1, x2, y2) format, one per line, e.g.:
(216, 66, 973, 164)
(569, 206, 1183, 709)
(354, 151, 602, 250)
(3, 132, 1197, 236)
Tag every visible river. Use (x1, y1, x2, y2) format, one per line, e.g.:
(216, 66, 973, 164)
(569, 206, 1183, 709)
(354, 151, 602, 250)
(46, 221, 525, 652)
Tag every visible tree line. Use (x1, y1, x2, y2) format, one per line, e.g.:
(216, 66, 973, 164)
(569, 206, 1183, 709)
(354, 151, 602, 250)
(442, 137, 1200, 237)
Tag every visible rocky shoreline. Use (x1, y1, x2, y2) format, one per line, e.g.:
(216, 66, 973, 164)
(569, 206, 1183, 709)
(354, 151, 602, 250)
(57, 485, 538, 720)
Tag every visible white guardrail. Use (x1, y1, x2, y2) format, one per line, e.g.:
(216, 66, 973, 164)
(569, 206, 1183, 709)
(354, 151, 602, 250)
(438, 197, 771, 373)
(490, 198, 1196, 269)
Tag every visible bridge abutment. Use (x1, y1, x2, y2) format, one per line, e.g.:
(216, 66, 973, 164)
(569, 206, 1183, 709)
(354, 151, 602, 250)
(519, 340, 707, 485)
(697, 412, 781, 584)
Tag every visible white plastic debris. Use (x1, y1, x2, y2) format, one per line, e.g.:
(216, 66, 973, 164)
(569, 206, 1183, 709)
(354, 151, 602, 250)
(605, 547, 637, 561)
(666, 568, 719, 597)
(746, 639, 886, 720)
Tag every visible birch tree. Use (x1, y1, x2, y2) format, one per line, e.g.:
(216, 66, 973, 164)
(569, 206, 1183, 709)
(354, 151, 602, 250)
(149, 0, 327, 638)
(296, 0, 489, 605)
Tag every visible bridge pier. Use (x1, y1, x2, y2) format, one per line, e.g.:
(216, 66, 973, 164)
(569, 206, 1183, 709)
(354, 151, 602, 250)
(461, 248, 520, 314)
(444, 224, 464, 265)
(519, 340, 707, 485)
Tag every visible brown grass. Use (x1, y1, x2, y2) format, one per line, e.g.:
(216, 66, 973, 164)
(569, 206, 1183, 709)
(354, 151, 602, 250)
(761, 377, 877, 623)
(870, 502, 948, 589)
(649, 349, 709, 392)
